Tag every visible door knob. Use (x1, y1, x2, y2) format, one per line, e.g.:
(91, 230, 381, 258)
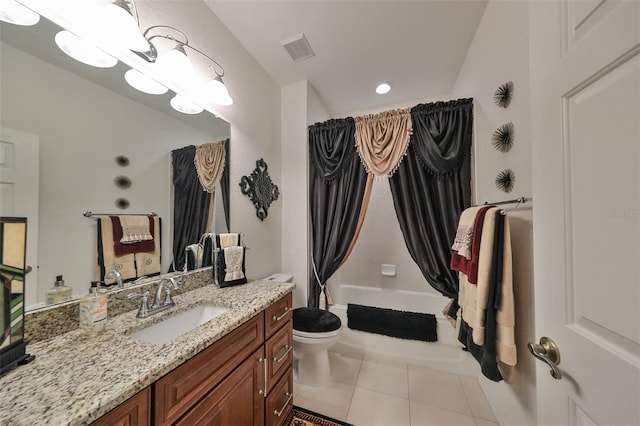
(528, 336, 562, 379)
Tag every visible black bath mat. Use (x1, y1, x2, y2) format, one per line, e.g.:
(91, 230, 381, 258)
(347, 303, 437, 342)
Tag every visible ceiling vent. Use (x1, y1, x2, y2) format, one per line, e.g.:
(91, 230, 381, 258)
(280, 33, 315, 62)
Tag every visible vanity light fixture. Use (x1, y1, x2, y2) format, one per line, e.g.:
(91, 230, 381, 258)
(376, 82, 392, 95)
(125, 24, 233, 111)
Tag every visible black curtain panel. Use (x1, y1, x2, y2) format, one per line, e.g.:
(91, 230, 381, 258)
(389, 99, 473, 301)
(309, 118, 369, 308)
(171, 145, 213, 272)
(221, 138, 231, 232)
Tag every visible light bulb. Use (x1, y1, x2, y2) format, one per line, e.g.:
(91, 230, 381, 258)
(124, 69, 168, 95)
(0, 0, 39, 26)
(55, 30, 118, 68)
(155, 45, 194, 83)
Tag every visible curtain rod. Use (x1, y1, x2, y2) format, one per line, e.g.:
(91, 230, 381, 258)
(83, 211, 158, 218)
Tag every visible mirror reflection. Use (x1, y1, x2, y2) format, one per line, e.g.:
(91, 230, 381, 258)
(0, 15, 230, 309)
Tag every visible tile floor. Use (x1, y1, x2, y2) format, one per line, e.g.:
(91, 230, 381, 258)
(293, 351, 499, 426)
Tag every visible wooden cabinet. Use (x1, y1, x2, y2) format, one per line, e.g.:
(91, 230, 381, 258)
(91, 388, 150, 426)
(93, 292, 293, 426)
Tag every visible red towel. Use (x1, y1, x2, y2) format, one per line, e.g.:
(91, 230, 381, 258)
(450, 206, 493, 283)
(111, 216, 155, 256)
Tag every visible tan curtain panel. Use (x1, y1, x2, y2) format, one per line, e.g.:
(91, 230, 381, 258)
(354, 108, 413, 177)
(194, 140, 226, 193)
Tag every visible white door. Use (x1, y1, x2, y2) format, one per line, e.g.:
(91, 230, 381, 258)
(0, 127, 39, 307)
(530, 0, 639, 424)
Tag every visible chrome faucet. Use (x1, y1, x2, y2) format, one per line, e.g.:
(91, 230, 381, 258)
(151, 277, 179, 309)
(128, 277, 180, 318)
(105, 269, 123, 288)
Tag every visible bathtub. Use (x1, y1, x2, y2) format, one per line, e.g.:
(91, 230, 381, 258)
(329, 284, 478, 376)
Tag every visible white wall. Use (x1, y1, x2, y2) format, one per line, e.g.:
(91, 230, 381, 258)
(452, 1, 536, 424)
(1, 42, 227, 304)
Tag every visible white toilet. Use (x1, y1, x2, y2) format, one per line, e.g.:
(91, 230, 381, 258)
(292, 307, 342, 388)
(262, 273, 342, 388)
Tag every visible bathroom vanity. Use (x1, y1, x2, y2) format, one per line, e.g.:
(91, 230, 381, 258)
(0, 277, 294, 425)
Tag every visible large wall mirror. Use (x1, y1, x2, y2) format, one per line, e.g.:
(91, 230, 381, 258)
(0, 15, 230, 309)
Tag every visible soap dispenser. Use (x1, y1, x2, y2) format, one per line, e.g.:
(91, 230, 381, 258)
(79, 281, 108, 328)
(45, 275, 72, 304)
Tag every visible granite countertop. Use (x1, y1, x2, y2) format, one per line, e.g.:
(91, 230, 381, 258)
(0, 279, 295, 426)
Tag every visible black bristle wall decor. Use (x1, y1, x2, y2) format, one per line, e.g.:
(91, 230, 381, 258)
(114, 176, 132, 189)
(115, 155, 130, 166)
(492, 122, 515, 152)
(495, 169, 516, 193)
(494, 81, 514, 108)
(115, 198, 130, 209)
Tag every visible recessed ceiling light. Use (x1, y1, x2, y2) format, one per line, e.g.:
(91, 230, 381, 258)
(376, 82, 392, 95)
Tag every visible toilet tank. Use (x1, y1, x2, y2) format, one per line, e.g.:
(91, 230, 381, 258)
(263, 273, 293, 283)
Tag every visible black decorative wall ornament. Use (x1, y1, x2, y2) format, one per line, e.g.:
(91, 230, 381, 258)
(493, 81, 514, 108)
(239, 159, 279, 221)
(114, 175, 132, 189)
(495, 169, 516, 193)
(115, 198, 130, 209)
(492, 122, 515, 153)
(115, 155, 130, 167)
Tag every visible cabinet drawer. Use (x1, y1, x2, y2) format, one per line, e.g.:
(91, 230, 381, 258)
(91, 388, 150, 426)
(265, 293, 292, 337)
(266, 366, 293, 426)
(266, 319, 293, 391)
(154, 314, 264, 426)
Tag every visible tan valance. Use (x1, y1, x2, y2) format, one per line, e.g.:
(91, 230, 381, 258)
(354, 108, 412, 177)
(194, 140, 226, 193)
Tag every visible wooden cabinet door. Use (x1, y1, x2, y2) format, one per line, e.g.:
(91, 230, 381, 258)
(175, 347, 265, 426)
(91, 388, 150, 426)
(154, 314, 264, 425)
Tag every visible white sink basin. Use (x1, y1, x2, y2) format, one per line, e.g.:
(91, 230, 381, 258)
(129, 304, 230, 345)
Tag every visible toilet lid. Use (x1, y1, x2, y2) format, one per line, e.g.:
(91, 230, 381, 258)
(293, 307, 341, 333)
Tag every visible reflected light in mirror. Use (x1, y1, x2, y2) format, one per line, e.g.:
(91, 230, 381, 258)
(0, 0, 40, 26)
(54, 30, 118, 68)
(170, 94, 203, 115)
(124, 68, 168, 95)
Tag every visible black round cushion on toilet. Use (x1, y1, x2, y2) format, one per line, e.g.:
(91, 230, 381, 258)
(293, 307, 341, 333)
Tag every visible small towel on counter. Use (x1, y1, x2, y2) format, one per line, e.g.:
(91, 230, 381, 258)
(216, 246, 247, 288)
(451, 206, 493, 283)
(451, 206, 484, 259)
(224, 246, 245, 282)
(119, 215, 153, 243)
(218, 233, 239, 248)
(111, 216, 155, 256)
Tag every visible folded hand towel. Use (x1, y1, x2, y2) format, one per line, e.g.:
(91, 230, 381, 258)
(119, 215, 153, 244)
(450, 206, 493, 283)
(111, 216, 155, 256)
(224, 246, 245, 282)
(97, 218, 137, 282)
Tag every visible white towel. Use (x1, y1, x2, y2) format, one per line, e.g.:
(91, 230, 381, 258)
(119, 215, 153, 244)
